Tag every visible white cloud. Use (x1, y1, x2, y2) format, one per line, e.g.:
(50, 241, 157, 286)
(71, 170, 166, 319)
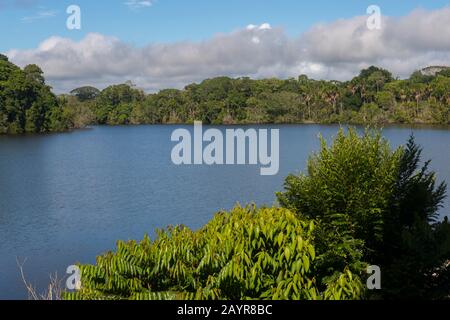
(258, 23, 272, 30)
(21, 8, 57, 23)
(6, 7, 450, 93)
(124, 0, 152, 10)
(248, 23, 272, 44)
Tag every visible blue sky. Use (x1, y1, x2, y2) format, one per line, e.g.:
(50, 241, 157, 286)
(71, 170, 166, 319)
(1, 0, 449, 51)
(2, 1, 449, 92)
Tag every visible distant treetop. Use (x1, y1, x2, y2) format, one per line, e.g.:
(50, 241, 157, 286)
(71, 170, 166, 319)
(70, 86, 101, 102)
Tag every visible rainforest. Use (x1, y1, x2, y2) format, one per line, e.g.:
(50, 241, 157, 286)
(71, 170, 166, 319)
(0, 54, 449, 135)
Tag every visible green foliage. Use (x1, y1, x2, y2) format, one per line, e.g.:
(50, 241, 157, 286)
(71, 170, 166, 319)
(64, 206, 364, 300)
(277, 129, 450, 299)
(1, 59, 449, 134)
(57, 95, 95, 129)
(70, 86, 100, 102)
(93, 84, 144, 124)
(277, 128, 401, 260)
(63, 65, 449, 128)
(0, 58, 73, 133)
(63, 128, 450, 300)
(381, 136, 450, 299)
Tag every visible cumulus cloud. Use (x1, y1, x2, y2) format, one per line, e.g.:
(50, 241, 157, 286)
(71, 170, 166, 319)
(5, 7, 450, 93)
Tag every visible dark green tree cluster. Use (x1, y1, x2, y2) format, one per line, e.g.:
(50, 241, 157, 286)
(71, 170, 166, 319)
(277, 128, 450, 300)
(1, 55, 448, 134)
(70, 86, 100, 102)
(70, 66, 449, 127)
(0, 55, 88, 134)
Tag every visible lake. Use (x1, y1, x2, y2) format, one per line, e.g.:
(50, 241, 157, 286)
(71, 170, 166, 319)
(1, 124, 450, 299)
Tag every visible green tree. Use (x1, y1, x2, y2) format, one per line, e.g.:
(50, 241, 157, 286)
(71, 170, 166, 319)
(0, 56, 70, 133)
(70, 86, 100, 102)
(277, 129, 450, 299)
(277, 129, 401, 264)
(380, 137, 449, 299)
(23, 64, 45, 85)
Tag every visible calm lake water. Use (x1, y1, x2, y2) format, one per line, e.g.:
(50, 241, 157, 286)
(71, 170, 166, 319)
(1, 124, 450, 299)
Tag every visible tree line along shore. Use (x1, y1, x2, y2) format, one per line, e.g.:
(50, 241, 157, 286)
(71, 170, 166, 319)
(0, 53, 449, 135)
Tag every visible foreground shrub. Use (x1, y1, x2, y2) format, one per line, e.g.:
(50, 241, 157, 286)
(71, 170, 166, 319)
(277, 128, 402, 261)
(65, 206, 363, 300)
(277, 128, 450, 299)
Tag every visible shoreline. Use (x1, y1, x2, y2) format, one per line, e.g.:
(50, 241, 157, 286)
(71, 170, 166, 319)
(2, 121, 450, 136)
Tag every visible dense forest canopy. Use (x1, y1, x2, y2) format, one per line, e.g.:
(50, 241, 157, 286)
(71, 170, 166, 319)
(0, 54, 449, 134)
(0, 55, 63, 134)
(66, 65, 450, 127)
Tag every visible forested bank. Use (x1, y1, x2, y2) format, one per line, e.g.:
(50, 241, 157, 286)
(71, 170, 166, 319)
(0, 54, 94, 134)
(66, 65, 450, 127)
(1, 54, 449, 134)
